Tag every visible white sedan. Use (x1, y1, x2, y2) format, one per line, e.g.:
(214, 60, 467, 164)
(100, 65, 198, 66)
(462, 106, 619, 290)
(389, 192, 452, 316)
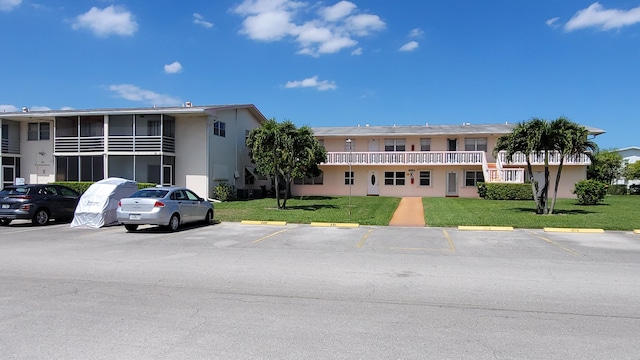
(117, 186, 214, 232)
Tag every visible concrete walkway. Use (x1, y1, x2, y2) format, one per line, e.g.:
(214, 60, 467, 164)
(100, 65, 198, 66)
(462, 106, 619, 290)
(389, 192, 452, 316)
(389, 197, 426, 227)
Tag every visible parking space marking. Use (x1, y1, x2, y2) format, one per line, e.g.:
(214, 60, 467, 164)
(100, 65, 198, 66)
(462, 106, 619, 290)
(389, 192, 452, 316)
(355, 229, 374, 248)
(2, 224, 69, 235)
(443, 229, 456, 252)
(527, 231, 581, 257)
(252, 227, 294, 244)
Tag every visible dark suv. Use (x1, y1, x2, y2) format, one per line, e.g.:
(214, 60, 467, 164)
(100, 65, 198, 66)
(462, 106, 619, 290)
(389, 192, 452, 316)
(0, 184, 80, 226)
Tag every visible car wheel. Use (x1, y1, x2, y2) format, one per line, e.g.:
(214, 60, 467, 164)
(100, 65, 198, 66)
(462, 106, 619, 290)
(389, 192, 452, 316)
(168, 214, 180, 232)
(124, 224, 138, 232)
(204, 210, 213, 225)
(0, 219, 11, 226)
(32, 209, 50, 226)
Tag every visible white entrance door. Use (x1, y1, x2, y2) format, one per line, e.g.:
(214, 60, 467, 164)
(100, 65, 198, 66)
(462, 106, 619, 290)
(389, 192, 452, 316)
(446, 172, 458, 196)
(367, 170, 379, 196)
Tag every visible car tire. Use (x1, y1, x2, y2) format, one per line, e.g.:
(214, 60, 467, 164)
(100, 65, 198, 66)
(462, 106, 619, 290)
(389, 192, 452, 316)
(32, 209, 50, 226)
(204, 210, 213, 225)
(124, 224, 138, 232)
(0, 218, 11, 226)
(168, 214, 180, 232)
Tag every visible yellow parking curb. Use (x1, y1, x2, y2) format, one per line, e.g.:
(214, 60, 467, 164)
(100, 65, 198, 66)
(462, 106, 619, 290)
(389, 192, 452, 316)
(543, 227, 604, 233)
(633, 230, 640, 234)
(458, 226, 513, 231)
(310, 222, 359, 228)
(241, 220, 287, 226)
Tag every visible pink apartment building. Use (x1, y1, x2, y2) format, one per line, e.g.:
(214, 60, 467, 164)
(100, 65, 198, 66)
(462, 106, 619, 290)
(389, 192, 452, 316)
(293, 123, 605, 198)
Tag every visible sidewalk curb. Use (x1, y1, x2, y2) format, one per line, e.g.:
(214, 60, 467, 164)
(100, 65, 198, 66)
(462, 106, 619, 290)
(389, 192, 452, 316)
(311, 222, 359, 228)
(241, 220, 287, 226)
(543, 227, 604, 233)
(458, 226, 514, 231)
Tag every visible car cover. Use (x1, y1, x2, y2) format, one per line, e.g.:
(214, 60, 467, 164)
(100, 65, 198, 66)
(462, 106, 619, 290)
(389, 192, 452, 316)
(70, 177, 138, 228)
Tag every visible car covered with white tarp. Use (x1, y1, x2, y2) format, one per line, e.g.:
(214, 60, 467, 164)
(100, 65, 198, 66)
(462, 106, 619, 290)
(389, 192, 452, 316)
(70, 178, 138, 228)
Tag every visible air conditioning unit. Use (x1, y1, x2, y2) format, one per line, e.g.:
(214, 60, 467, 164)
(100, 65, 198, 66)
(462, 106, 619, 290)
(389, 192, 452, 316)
(185, 102, 192, 107)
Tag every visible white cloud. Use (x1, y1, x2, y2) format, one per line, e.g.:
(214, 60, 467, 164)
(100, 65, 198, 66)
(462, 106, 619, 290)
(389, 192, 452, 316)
(321, 1, 356, 22)
(565, 2, 640, 31)
(0, 105, 19, 112)
(164, 61, 183, 74)
(351, 47, 362, 55)
(546, 17, 560, 28)
(409, 28, 424, 38)
(285, 75, 337, 91)
(0, 0, 21, 11)
(399, 40, 418, 52)
(61, 107, 75, 111)
(108, 84, 181, 106)
(232, 0, 385, 56)
(193, 13, 213, 28)
(72, 5, 138, 37)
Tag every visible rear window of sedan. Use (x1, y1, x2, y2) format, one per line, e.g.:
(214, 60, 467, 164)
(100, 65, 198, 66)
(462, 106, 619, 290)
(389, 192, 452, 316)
(3, 187, 32, 195)
(130, 189, 169, 198)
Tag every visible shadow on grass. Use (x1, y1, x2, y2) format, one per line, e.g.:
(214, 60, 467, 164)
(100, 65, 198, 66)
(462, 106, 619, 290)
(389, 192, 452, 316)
(280, 204, 339, 211)
(511, 207, 596, 215)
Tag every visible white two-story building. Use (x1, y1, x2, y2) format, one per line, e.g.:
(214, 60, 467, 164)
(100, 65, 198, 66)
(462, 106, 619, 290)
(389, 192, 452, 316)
(0, 104, 267, 199)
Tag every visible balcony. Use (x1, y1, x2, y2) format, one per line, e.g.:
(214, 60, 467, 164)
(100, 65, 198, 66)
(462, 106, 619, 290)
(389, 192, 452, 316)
(498, 151, 591, 166)
(1, 138, 20, 154)
(54, 136, 176, 153)
(323, 151, 485, 166)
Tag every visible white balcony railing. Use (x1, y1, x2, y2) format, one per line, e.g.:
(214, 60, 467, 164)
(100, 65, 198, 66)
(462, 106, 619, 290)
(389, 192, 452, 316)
(1, 138, 20, 154)
(498, 151, 591, 166)
(54, 136, 176, 153)
(324, 151, 485, 166)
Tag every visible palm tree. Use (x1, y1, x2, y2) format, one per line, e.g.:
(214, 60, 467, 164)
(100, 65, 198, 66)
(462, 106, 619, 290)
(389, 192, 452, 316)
(548, 117, 598, 214)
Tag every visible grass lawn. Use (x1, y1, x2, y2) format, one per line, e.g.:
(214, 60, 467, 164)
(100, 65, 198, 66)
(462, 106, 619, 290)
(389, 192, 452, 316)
(214, 195, 640, 230)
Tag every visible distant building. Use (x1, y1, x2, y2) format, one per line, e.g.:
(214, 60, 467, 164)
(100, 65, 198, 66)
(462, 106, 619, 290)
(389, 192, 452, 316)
(0, 104, 268, 199)
(615, 146, 640, 188)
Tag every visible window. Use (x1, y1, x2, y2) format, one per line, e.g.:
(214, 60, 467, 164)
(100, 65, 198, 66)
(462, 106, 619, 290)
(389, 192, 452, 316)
(419, 171, 431, 186)
(384, 171, 405, 185)
(420, 138, 431, 151)
(465, 171, 484, 186)
(344, 171, 354, 185)
(465, 138, 487, 152)
(214, 121, 226, 137)
(345, 139, 354, 151)
(80, 116, 103, 137)
(148, 120, 161, 136)
(384, 139, 405, 152)
(28, 122, 50, 141)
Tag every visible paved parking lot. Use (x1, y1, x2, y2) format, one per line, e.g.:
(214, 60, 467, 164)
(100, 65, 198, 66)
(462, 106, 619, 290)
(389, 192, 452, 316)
(1, 221, 640, 359)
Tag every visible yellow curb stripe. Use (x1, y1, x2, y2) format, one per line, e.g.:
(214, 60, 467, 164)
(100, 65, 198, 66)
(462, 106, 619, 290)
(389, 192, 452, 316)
(241, 220, 287, 226)
(543, 227, 604, 233)
(458, 226, 514, 231)
(310, 222, 359, 228)
(633, 230, 640, 234)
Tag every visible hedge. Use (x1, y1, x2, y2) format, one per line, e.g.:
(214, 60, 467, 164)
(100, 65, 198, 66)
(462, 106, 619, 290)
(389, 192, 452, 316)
(477, 182, 534, 200)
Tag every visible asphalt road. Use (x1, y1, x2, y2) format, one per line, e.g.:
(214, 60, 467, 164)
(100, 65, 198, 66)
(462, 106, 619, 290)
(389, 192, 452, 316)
(1, 221, 639, 359)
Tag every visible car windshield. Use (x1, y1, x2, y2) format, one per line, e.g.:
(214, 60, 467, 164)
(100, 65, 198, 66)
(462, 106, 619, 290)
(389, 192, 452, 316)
(130, 189, 169, 198)
(2, 187, 32, 195)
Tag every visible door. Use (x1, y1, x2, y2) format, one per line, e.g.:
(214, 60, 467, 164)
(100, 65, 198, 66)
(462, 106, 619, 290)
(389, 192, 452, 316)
(2, 165, 14, 188)
(162, 165, 172, 186)
(367, 170, 379, 196)
(446, 172, 458, 196)
(447, 139, 457, 151)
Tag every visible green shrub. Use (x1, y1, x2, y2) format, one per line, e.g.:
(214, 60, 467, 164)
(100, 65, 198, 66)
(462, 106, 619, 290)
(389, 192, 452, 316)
(630, 184, 640, 195)
(607, 184, 628, 195)
(214, 183, 236, 201)
(478, 182, 533, 200)
(52, 181, 156, 195)
(573, 179, 607, 205)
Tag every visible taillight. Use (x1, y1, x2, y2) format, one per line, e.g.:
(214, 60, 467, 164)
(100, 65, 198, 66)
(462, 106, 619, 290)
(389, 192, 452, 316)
(19, 204, 31, 211)
(117, 201, 122, 207)
(15, 195, 32, 199)
(154, 201, 165, 207)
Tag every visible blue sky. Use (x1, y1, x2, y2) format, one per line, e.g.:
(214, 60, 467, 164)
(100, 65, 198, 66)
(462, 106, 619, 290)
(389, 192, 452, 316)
(1, 0, 639, 149)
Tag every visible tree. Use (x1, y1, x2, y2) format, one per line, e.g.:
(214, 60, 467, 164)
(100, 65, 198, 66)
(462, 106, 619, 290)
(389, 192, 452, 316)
(625, 161, 640, 181)
(246, 119, 326, 209)
(494, 117, 596, 214)
(587, 149, 624, 185)
(548, 117, 597, 214)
